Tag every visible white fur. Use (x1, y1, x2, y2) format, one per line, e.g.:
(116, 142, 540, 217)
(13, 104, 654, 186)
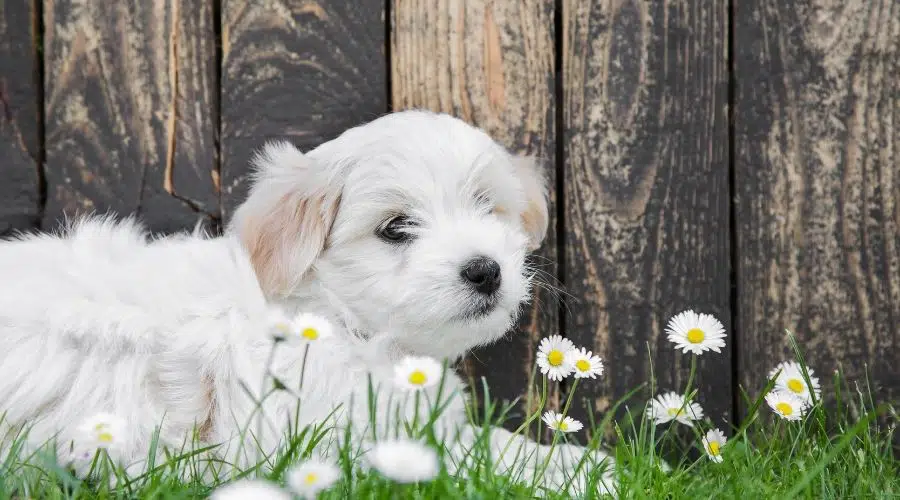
(0, 111, 611, 491)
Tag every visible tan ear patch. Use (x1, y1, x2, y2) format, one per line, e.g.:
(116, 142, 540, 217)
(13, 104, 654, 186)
(228, 140, 343, 298)
(521, 197, 549, 252)
(512, 155, 550, 251)
(240, 190, 339, 298)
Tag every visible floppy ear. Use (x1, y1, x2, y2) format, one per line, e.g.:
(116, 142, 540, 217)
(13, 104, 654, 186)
(228, 141, 341, 298)
(511, 155, 550, 252)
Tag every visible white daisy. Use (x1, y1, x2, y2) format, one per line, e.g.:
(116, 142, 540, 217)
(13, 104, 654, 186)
(570, 347, 604, 379)
(702, 428, 727, 463)
(536, 335, 576, 381)
(267, 308, 295, 341)
(287, 460, 340, 499)
(393, 355, 443, 391)
(267, 309, 333, 343)
(665, 310, 726, 355)
(210, 479, 291, 500)
(765, 389, 809, 421)
(646, 391, 704, 427)
(367, 439, 440, 483)
(542, 411, 584, 433)
(291, 312, 334, 343)
(76, 412, 126, 451)
(768, 360, 821, 403)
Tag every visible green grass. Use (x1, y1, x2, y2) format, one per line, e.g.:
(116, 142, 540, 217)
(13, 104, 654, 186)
(0, 332, 896, 499)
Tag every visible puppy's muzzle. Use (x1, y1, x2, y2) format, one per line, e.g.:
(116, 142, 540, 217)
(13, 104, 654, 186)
(460, 256, 502, 296)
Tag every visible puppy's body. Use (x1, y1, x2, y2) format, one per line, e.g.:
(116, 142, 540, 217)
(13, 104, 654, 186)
(0, 111, 610, 490)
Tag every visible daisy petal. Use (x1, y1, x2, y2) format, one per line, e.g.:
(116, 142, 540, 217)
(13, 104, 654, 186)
(768, 360, 821, 404)
(536, 335, 576, 381)
(542, 411, 584, 433)
(287, 460, 340, 499)
(570, 347, 604, 379)
(702, 428, 727, 463)
(665, 310, 727, 356)
(367, 439, 440, 483)
(393, 356, 443, 391)
(646, 391, 704, 427)
(765, 390, 809, 421)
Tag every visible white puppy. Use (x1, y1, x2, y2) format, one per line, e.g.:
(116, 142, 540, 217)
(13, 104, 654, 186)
(0, 110, 612, 492)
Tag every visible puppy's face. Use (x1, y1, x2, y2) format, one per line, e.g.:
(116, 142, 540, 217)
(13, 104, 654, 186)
(231, 111, 549, 359)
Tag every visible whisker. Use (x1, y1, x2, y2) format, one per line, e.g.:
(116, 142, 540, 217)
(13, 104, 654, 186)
(467, 351, 486, 367)
(525, 254, 557, 265)
(525, 269, 576, 302)
(522, 268, 578, 321)
(523, 263, 565, 286)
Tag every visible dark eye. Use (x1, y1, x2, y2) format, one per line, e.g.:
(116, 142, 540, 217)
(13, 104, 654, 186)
(378, 216, 415, 243)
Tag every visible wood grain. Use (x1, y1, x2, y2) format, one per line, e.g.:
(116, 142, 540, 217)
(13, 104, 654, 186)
(563, 0, 731, 434)
(43, 0, 218, 235)
(391, 0, 559, 427)
(220, 0, 387, 219)
(0, 0, 41, 235)
(734, 1, 899, 410)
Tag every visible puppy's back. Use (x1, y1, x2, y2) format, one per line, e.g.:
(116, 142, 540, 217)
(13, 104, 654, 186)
(0, 216, 263, 461)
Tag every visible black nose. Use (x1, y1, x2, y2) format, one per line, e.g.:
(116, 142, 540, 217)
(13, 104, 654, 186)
(461, 256, 502, 295)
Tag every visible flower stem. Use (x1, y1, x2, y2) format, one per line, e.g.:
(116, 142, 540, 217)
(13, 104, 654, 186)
(657, 355, 700, 447)
(493, 376, 548, 474)
(413, 390, 421, 435)
(536, 379, 580, 482)
(515, 376, 548, 437)
(257, 340, 280, 450)
(683, 354, 697, 402)
(560, 379, 580, 417)
(298, 343, 311, 390)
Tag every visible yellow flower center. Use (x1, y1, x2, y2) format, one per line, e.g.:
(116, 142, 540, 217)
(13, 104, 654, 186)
(547, 350, 564, 367)
(708, 441, 720, 456)
(686, 328, 705, 344)
(787, 378, 805, 394)
(97, 432, 113, 443)
(94, 423, 106, 431)
(776, 402, 793, 416)
(667, 407, 684, 417)
(575, 359, 591, 372)
(558, 421, 568, 431)
(274, 322, 290, 333)
(301, 327, 319, 340)
(304, 472, 318, 485)
(408, 370, 427, 386)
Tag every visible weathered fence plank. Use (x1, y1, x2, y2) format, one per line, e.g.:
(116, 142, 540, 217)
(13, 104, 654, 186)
(391, 0, 559, 423)
(42, 0, 219, 234)
(563, 0, 731, 432)
(220, 0, 387, 219)
(0, 0, 41, 235)
(734, 1, 899, 409)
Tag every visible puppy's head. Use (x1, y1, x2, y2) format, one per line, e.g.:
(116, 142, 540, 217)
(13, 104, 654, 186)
(230, 110, 549, 359)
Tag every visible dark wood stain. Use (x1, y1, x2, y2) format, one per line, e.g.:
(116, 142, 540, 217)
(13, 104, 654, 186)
(42, 0, 218, 235)
(220, 0, 387, 220)
(563, 0, 732, 436)
(0, 0, 41, 236)
(734, 0, 899, 413)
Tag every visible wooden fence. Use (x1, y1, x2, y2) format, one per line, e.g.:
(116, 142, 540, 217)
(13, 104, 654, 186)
(1, 0, 897, 433)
